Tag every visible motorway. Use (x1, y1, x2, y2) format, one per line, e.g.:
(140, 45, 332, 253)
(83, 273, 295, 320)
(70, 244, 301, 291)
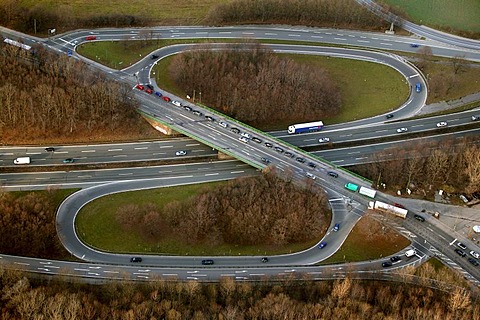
(1, 23, 480, 284)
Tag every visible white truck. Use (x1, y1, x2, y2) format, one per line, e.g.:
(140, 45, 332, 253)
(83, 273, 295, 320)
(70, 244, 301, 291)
(13, 157, 31, 165)
(405, 249, 416, 258)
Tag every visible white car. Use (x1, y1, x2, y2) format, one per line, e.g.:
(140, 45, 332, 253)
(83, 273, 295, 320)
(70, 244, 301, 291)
(241, 132, 251, 139)
(318, 137, 330, 143)
(306, 172, 316, 180)
(219, 121, 228, 128)
(470, 250, 480, 259)
(171, 100, 182, 107)
(436, 121, 448, 127)
(396, 127, 408, 133)
(175, 150, 187, 156)
(239, 137, 249, 143)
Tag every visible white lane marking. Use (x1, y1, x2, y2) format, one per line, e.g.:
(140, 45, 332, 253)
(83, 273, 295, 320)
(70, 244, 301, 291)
(312, 35, 323, 39)
(250, 273, 265, 276)
(134, 147, 148, 150)
(205, 173, 219, 176)
(152, 152, 166, 155)
(14, 262, 30, 266)
(103, 270, 119, 274)
(160, 146, 173, 148)
(450, 238, 457, 246)
(265, 33, 277, 35)
(231, 171, 245, 174)
(380, 42, 392, 46)
(26, 152, 41, 155)
(357, 40, 370, 43)
(186, 143, 200, 146)
(113, 155, 127, 157)
(119, 173, 133, 176)
(334, 38, 347, 41)
(81, 150, 95, 153)
(108, 149, 123, 152)
(0, 153, 13, 156)
(162, 273, 178, 276)
(74, 268, 89, 272)
(288, 34, 300, 37)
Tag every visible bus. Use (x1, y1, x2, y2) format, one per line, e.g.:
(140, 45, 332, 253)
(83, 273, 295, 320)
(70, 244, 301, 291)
(344, 183, 359, 192)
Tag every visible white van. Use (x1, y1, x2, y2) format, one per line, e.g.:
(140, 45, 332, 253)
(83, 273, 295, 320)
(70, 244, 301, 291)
(14, 157, 31, 165)
(405, 249, 416, 258)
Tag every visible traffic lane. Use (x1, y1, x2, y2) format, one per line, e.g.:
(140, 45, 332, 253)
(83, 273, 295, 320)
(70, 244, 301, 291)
(0, 160, 256, 189)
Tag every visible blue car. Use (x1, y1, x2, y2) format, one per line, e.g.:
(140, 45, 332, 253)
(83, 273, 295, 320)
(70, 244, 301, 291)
(333, 223, 340, 232)
(155, 91, 162, 97)
(410, 43, 419, 48)
(318, 242, 327, 249)
(415, 83, 422, 93)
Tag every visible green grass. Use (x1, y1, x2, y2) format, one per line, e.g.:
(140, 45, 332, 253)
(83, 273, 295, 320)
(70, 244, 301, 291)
(18, 0, 226, 24)
(75, 182, 320, 256)
(379, 0, 480, 33)
(320, 216, 411, 264)
(285, 54, 408, 124)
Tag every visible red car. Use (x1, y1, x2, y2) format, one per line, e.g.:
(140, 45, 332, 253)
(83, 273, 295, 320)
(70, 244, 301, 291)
(145, 88, 153, 94)
(162, 96, 171, 102)
(394, 203, 405, 209)
(85, 35, 97, 41)
(135, 84, 144, 91)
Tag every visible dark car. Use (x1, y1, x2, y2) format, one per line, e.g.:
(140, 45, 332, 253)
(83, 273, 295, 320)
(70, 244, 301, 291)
(264, 142, 273, 148)
(457, 242, 467, 250)
(393, 202, 405, 209)
(183, 105, 192, 112)
(261, 257, 269, 263)
(296, 157, 306, 163)
(386, 114, 394, 119)
(201, 259, 214, 265)
(410, 43, 419, 48)
(284, 151, 294, 158)
(62, 158, 74, 163)
(151, 54, 159, 59)
(231, 127, 241, 134)
(274, 147, 284, 153)
(308, 162, 316, 169)
(390, 256, 402, 263)
(318, 242, 327, 249)
(146, 84, 154, 90)
(130, 257, 142, 263)
(155, 91, 162, 97)
(414, 214, 425, 222)
(205, 115, 215, 122)
(252, 137, 262, 143)
(193, 110, 203, 116)
(468, 258, 479, 266)
(261, 157, 271, 164)
(45, 147, 55, 152)
(382, 261, 393, 268)
(327, 171, 338, 178)
(332, 223, 340, 232)
(455, 248, 466, 257)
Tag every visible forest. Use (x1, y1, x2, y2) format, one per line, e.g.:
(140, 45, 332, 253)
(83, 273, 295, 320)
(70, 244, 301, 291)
(0, 41, 156, 144)
(115, 171, 330, 246)
(169, 43, 341, 126)
(351, 138, 480, 197)
(0, 269, 477, 319)
(0, 0, 386, 35)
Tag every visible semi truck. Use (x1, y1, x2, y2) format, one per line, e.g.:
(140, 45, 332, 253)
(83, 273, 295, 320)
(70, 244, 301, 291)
(288, 121, 323, 134)
(368, 200, 408, 219)
(13, 157, 31, 165)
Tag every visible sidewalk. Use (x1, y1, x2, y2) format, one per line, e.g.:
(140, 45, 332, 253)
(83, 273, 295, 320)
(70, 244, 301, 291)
(415, 91, 480, 116)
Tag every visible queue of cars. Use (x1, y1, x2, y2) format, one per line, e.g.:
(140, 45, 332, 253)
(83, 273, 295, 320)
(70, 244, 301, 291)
(454, 242, 480, 267)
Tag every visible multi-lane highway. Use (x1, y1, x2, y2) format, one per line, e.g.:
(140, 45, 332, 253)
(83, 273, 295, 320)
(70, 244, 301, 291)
(1, 22, 480, 284)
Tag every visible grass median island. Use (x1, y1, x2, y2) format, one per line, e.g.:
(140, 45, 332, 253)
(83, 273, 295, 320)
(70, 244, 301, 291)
(320, 215, 410, 264)
(75, 174, 328, 256)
